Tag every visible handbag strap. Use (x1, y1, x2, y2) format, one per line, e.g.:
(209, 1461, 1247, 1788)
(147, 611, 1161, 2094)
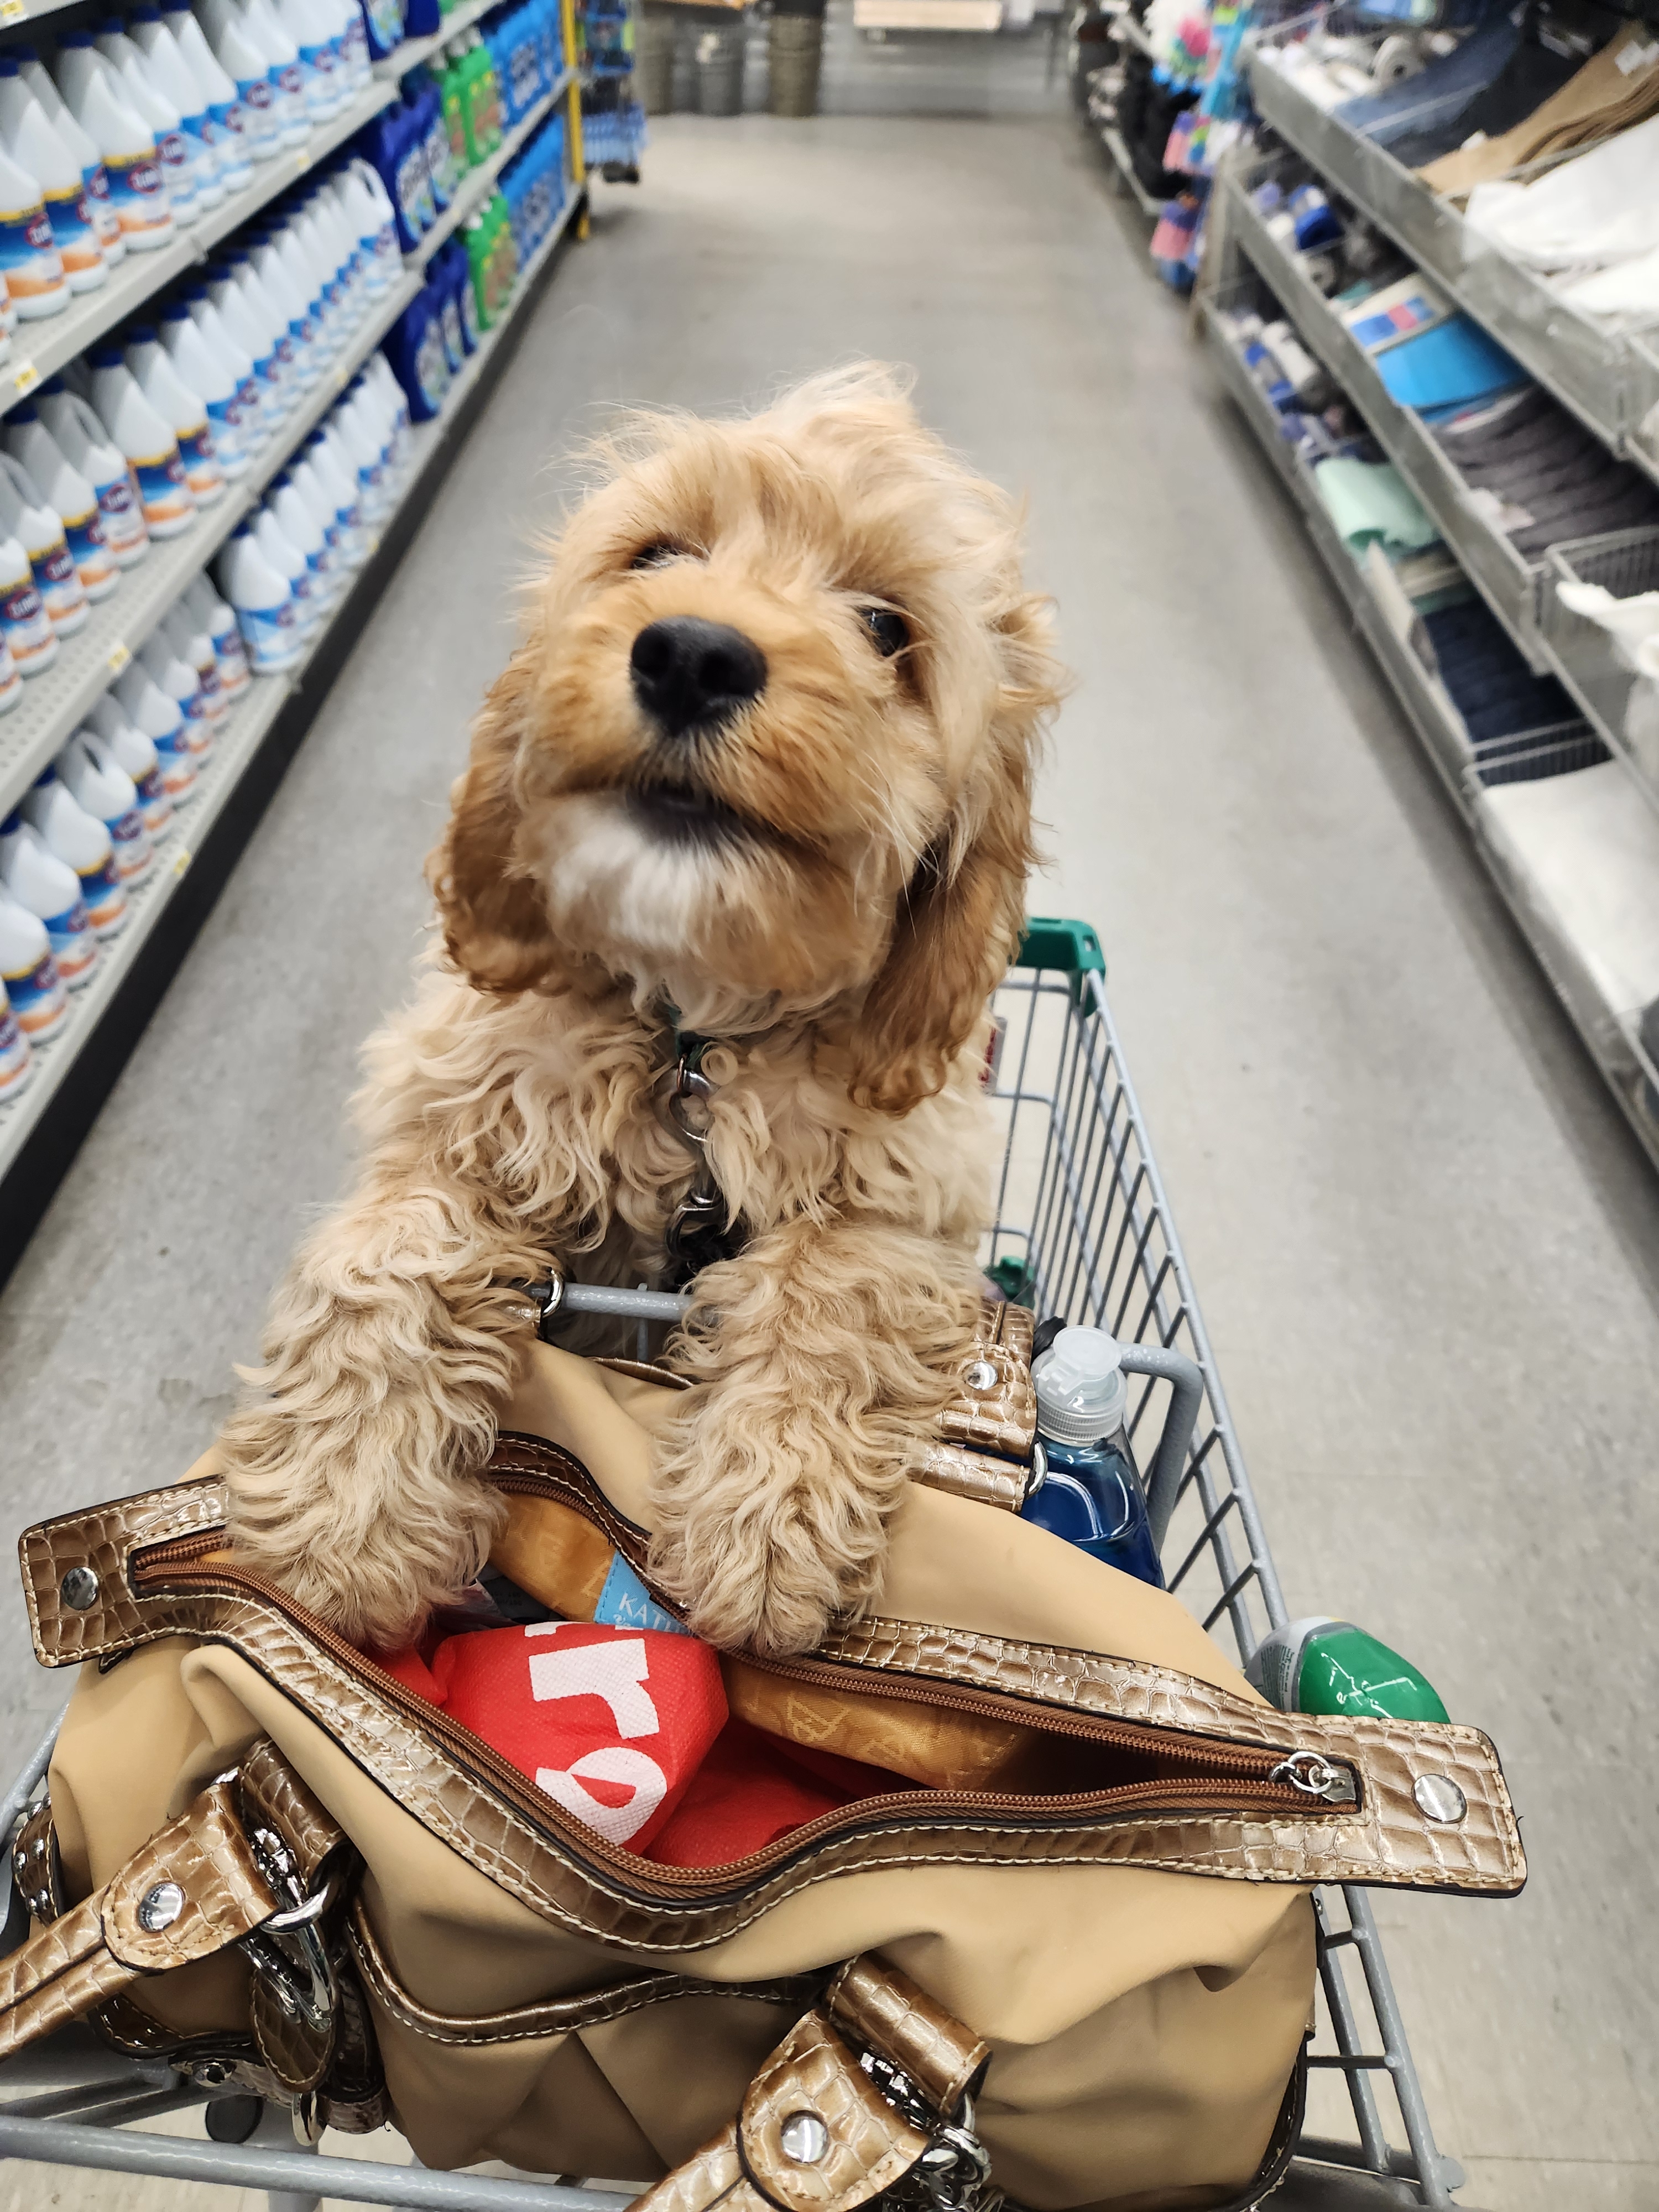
(634, 1954, 993, 2212)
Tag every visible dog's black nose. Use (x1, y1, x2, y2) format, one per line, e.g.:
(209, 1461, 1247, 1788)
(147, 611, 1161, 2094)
(630, 617, 766, 738)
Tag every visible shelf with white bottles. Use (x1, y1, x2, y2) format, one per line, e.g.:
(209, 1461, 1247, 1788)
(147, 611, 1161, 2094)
(0, 0, 88, 32)
(410, 68, 572, 266)
(375, 0, 508, 79)
(0, 76, 397, 428)
(0, 260, 423, 825)
(0, 187, 585, 1177)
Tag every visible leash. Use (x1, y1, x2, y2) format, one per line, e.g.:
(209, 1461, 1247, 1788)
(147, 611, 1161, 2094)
(658, 1019, 746, 1287)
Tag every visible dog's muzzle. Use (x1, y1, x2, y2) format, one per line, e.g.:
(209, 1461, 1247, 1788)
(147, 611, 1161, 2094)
(630, 616, 767, 739)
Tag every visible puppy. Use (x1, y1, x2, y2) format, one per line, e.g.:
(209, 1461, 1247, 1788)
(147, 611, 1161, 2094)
(220, 364, 1063, 1660)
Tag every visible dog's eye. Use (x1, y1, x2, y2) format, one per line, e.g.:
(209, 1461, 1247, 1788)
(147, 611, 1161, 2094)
(860, 607, 910, 658)
(629, 542, 684, 570)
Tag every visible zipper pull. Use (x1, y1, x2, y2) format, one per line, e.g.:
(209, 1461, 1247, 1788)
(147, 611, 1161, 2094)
(1269, 1750, 1357, 1806)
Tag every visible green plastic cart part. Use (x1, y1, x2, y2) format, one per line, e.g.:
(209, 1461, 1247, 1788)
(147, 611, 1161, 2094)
(1014, 917, 1106, 1003)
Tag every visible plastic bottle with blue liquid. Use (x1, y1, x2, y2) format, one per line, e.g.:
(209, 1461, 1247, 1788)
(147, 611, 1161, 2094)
(1019, 1326, 1164, 1587)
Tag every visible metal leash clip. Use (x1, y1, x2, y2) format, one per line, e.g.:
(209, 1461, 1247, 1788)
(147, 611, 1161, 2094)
(238, 1826, 337, 2039)
(658, 1036, 742, 1284)
(858, 2052, 995, 2212)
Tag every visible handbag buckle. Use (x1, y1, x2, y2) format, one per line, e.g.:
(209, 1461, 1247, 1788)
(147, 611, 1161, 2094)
(239, 1827, 337, 2038)
(859, 2054, 993, 2212)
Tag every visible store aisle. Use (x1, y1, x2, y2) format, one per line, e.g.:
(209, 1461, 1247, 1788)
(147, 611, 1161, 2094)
(0, 111, 1654, 2211)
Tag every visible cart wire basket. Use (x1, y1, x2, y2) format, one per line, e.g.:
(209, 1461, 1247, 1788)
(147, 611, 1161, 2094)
(0, 919, 1470, 2211)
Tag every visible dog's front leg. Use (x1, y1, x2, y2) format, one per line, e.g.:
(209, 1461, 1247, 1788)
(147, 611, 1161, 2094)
(218, 1165, 551, 1651)
(650, 1220, 981, 1655)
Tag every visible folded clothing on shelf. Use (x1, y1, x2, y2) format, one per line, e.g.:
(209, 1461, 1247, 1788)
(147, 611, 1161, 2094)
(1420, 18, 1659, 194)
(1420, 594, 1578, 738)
(1460, 108, 1659, 319)
(1314, 454, 1439, 552)
(1431, 384, 1659, 555)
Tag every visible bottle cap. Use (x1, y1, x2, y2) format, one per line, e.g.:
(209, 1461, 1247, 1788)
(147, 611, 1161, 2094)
(1032, 1326, 1128, 1447)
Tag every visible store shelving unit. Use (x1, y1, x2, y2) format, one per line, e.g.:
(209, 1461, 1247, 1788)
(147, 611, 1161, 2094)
(0, 0, 593, 1273)
(374, 0, 505, 77)
(1203, 131, 1659, 1175)
(0, 79, 397, 424)
(413, 69, 575, 264)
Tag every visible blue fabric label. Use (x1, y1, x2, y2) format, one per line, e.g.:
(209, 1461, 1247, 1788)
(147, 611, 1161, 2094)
(593, 1552, 693, 1637)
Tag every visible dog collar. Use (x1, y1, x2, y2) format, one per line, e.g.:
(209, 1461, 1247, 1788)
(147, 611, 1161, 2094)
(659, 1018, 744, 1286)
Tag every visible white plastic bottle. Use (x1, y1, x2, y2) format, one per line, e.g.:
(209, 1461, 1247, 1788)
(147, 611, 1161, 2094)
(36, 382, 148, 567)
(365, 351, 410, 468)
(95, 20, 196, 225)
(114, 659, 196, 799)
(0, 455, 86, 635)
(305, 422, 360, 563)
(223, 248, 296, 414)
(248, 230, 316, 387)
(286, 452, 342, 576)
(343, 156, 398, 293)
(181, 284, 260, 454)
(158, 302, 245, 481)
(217, 521, 300, 671)
(0, 980, 30, 1095)
(251, 504, 316, 638)
(274, 0, 338, 122)
(0, 515, 56, 676)
(3, 410, 118, 602)
(0, 886, 65, 1037)
(239, 0, 310, 147)
(0, 630, 19, 714)
(269, 469, 333, 606)
(194, 0, 282, 165)
(85, 694, 172, 838)
(0, 60, 106, 293)
(22, 770, 126, 935)
(185, 570, 249, 695)
(204, 260, 283, 434)
(0, 137, 67, 320)
(139, 628, 211, 757)
(56, 729, 151, 881)
(161, 602, 225, 722)
(160, 6, 253, 190)
(55, 34, 173, 253)
(127, 325, 223, 507)
(273, 216, 328, 360)
(13, 47, 122, 267)
(89, 344, 195, 538)
(330, 389, 384, 526)
(1, 810, 100, 982)
(127, 7, 223, 211)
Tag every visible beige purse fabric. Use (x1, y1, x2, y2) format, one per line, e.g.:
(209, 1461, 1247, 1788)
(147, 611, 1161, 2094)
(15, 1345, 1524, 2212)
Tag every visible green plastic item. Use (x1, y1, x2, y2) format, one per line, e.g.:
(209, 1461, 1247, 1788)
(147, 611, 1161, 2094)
(436, 50, 468, 178)
(464, 212, 494, 328)
(1246, 1617, 1449, 1724)
(984, 1256, 1038, 1305)
(1014, 917, 1106, 1002)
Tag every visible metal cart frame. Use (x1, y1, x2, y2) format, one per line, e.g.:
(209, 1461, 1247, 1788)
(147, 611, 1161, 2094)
(0, 921, 1473, 2210)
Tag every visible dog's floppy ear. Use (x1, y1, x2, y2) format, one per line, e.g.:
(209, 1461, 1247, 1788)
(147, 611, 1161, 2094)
(427, 643, 561, 994)
(848, 597, 1057, 1116)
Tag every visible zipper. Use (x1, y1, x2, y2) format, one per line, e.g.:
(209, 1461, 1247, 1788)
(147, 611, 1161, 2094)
(132, 1474, 1351, 1905)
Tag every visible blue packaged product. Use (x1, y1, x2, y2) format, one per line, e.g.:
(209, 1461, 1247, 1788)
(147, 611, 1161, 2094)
(405, 0, 440, 32)
(384, 287, 447, 421)
(358, 0, 406, 64)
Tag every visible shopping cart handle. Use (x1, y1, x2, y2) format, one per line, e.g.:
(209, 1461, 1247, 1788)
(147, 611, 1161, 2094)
(1114, 1345, 1204, 1550)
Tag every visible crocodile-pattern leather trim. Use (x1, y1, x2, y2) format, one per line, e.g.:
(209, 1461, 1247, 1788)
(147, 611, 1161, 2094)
(0, 1781, 276, 2062)
(630, 2117, 749, 2212)
(22, 1477, 228, 1663)
(240, 1739, 346, 1883)
(17, 1483, 1525, 1938)
(826, 1957, 988, 2115)
(816, 1620, 1524, 1896)
(12, 1801, 62, 1923)
(739, 2010, 929, 2212)
(936, 1301, 1037, 1465)
(253, 1970, 335, 2095)
(348, 1897, 818, 2047)
(911, 1443, 1029, 1514)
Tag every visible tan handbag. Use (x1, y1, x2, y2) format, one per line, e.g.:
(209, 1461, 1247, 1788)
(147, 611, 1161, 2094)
(5, 1342, 1524, 2212)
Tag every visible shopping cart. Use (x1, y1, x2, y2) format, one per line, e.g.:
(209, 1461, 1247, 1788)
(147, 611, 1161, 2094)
(0, 919, 1471, 2211)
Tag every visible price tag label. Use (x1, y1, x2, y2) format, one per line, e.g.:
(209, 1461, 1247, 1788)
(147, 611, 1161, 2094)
(0, 3, 28, 26)
(12, 361, 38, 397)
(107, 641, 131, 676)
(367, 534, 380, 557)
(294, 147, 311, 173)
(171, 846, 192, 878)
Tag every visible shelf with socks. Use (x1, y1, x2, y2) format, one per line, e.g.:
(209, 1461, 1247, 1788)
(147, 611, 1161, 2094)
(0, 262, 425, 826)
(1248, 23, 1659, 484)
(0, 182, 586, 1187)
(0, 77, 397, 428)
(1203, 267, 1659, 1178)
(409, 67, 572, 266)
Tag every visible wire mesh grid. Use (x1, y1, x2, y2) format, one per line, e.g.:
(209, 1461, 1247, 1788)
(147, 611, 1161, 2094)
(984, 953, 1463, 2209)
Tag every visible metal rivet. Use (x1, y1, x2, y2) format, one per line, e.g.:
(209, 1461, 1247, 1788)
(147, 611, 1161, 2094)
(779, 2111, 830, 2166)
(1412, 1773, 1467, 1825)
(137, 1881, 185, 1932)
(59, 1567, 100, 1612)
(964, 1359, 999, 1394)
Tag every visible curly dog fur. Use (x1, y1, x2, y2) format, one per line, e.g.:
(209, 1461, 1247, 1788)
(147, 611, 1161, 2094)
(220, 364, 1064, 1658)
